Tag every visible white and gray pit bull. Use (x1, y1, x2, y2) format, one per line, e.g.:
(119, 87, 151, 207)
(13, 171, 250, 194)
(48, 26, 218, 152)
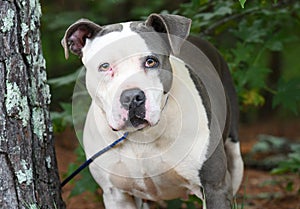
(62, 13, 243, 209)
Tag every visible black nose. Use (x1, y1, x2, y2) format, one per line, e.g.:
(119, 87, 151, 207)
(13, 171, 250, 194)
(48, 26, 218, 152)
(120, 88, 146, 110)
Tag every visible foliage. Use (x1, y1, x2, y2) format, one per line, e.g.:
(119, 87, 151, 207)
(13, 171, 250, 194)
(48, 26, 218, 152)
(272, 78, 300, 115)
(271, 144, 300, 175)
(63, 146, 100, 197)
(247, 135, 300, 194)
(175, 0, 300, 114)
(245, 135, 300, 171)
(51, 102, 73, 132)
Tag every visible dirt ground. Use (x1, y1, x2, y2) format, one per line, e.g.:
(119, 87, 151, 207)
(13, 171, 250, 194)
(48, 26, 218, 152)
(56, 117, 300, 209)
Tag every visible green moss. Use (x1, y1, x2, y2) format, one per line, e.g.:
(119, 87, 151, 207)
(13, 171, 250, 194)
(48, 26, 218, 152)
(5, 82, 30, 126)
(28, 74, 51, 106)
(29, 77, 38, 105)
(0, 8, 15, 32)
(29, 0, 42, 30)
(43, 84, 51, 105)
(29, 204, 39, 209)
(32, 107, 46, 140)
(0, 136, 6, 142)
(45, 156, 51, 168)
(21, 22, 29, 46)
(15, 160, 33, 186)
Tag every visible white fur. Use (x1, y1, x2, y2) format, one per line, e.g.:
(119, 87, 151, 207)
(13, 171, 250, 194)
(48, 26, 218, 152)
(225, 139, 244, 195)
(81, 22, 165, 131)
(82, 54, 210, 208)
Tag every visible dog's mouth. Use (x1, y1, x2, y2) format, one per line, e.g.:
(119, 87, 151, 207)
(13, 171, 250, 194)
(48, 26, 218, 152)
(111, 106, 149, 131)
(110, 88, 165, 132)
(126, 105, 149, 130)
(111, 117, 149, 132)
(129, 116, 149, 129)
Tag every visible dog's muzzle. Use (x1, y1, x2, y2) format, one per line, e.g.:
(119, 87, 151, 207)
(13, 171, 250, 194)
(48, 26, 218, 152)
(120, 88, 148, 128)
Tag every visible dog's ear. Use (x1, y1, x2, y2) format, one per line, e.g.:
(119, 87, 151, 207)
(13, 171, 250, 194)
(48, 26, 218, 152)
(145, 13, 191, 55)
(61, 19, 102, 59)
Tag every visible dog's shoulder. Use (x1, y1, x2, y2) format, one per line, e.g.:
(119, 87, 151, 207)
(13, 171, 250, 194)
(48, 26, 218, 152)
(186, 36, 225, 74)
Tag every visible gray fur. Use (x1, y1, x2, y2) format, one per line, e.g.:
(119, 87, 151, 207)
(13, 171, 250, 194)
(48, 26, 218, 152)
(199, 140, 233, 208)
(96, 23, 123, 36)
(62, 14, 243, 209)
(130, 21, 173, 94)
(129, 14, 191, 94)
(186, 36, 239, 142)
(185, 64, 212, 126)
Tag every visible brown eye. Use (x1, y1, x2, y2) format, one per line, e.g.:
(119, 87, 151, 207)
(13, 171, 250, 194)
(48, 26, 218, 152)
(98, 63, 110, 72)
(144, 57, 159, 68)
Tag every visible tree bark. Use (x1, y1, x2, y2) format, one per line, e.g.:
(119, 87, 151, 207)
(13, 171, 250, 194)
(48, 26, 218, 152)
(0, 0, 65, 208)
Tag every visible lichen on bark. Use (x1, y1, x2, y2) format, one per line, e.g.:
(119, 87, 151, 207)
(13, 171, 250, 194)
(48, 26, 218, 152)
(0, 0, 65, 208)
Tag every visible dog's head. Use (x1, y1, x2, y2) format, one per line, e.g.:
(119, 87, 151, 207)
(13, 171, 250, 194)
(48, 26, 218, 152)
(62, 14, 191, 132)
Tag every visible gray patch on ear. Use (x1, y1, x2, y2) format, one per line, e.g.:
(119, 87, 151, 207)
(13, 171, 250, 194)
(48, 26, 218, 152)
(128, 13, 191, 93)
(130, 21, 171, 54)
(145, 13, 191, 55)
(97, 23, 123, 36)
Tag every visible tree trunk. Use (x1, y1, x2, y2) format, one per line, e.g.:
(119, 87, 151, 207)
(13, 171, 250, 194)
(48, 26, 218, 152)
(0, 0, 65, 208)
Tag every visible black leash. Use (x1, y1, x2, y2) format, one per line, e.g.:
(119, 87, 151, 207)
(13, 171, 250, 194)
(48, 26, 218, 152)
(61, 132, 129, 187)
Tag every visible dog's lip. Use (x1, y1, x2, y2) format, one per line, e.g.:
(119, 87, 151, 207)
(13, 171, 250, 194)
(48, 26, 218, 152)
(134, 119, 150, 131)
(111, 127, 119, 131)
(129, 116, 148, 127)
(110, 118, 150, 132)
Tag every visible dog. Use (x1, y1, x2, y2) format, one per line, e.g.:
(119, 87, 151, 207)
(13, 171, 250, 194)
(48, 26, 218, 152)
(62, 13, 243, 209)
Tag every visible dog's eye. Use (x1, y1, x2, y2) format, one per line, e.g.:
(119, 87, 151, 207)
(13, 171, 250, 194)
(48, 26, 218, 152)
(98, 63, 111, 72)
(144, 57, 159, 68)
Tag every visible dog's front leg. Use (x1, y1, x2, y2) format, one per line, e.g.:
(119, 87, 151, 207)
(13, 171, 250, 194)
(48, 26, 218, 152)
(103, 188, 137, 209)
(201, 171, 233, 209)
(200, 141, 233, 209)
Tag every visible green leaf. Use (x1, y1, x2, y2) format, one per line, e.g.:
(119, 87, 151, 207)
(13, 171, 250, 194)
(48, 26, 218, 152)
(271, 151, 300, 175)
(273, 78, 300, 114)
(50, 102, 73, 132)
(48, 67, 83, 87)
(192, 0, 201, 7)
(251, 139, 270, 153)
(214, 5, 232, 16)
(66, 147, 100, 197)
(194, 2, 232, 20)
(230, 42, 254, 66)
(266, 41, 283, 51)
(69, 169, 99, 197)
(166, 199, 183, 209)
(239, 0, 246, 8)
(246, 67, 270, 89)
(232, 20, 268, 43)
(286, 181, 294, 192)
(265, 30, 296, 52)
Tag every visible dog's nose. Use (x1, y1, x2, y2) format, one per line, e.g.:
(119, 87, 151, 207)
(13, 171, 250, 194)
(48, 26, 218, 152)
(120, 88, 145, 110)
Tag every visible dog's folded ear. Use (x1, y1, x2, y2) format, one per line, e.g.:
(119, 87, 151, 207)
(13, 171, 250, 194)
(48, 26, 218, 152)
(145, 13, 192, 55)
(61, 19, 102, 59)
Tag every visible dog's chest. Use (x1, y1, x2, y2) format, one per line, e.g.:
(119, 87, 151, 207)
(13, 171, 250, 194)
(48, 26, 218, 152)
(108, 153, 191, 200)
(100, 129, 205, 201)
